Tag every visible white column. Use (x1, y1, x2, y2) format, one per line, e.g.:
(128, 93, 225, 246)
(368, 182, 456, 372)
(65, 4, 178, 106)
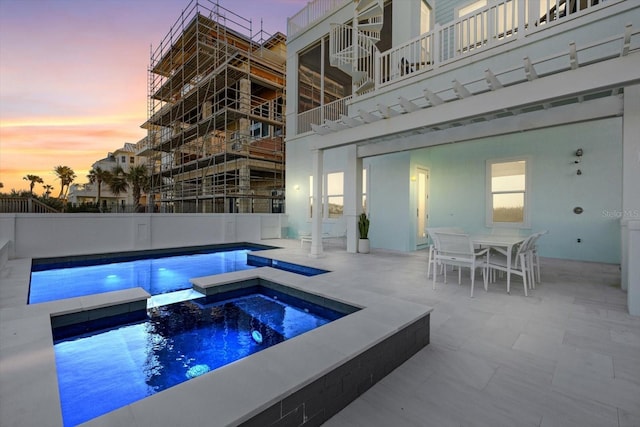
(622, 84, 640, 222)
(625, 220, 640, 316)
(344, 145, 362, 253)
(310, 149, 324, 257)
(622, 84, 640, 313)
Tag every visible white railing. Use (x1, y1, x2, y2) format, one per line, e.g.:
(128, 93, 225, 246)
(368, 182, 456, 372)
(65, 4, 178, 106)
(378, 0, 605, 86)
(354, 33, 379, 93)
(0, 197, 59, 214)
(297, 96, 352, 134)
(288, 0, 348, 38)
(329, 23, 353, 70)
(330, 23, 379, 94)
(439, 0, 520, 63)
(296, 0, 615, 132)
(379, 31, 435, 85)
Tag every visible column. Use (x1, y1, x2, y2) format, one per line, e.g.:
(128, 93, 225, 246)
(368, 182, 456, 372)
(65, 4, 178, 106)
(622, 84, 640, 314)
(625, 220, 640, 316)
(310, 149, 324, 257)
(344, 145, 363, 253)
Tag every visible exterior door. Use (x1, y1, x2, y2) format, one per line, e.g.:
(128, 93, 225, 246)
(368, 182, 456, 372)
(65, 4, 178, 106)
(416, 167, 430, 248)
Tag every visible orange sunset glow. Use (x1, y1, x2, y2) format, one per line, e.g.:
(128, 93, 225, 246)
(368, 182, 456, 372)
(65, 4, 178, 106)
(0, 0, 304, 196)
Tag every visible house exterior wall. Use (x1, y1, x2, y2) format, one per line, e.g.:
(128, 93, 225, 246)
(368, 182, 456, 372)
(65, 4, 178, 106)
(285, 0, 637, 265)
(287, 117, 623, 262)
(410, 118, 622, 263)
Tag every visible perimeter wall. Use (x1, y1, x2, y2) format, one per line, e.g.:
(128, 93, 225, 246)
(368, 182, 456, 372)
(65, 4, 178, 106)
(0, 214, 287, 259)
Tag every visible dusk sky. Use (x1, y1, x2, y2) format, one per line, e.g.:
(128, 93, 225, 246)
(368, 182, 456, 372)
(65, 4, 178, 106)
(0, 0, 305, 195)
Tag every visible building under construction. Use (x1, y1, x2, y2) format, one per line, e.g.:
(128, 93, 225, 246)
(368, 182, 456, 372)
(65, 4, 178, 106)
(137, 0, 286, 213)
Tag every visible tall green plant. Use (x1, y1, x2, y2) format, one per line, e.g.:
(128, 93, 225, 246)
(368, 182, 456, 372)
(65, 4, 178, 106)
(358, 212, 370, 239)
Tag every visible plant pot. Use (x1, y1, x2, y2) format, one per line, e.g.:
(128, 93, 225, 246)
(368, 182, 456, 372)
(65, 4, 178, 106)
(358, 238, 370, 254)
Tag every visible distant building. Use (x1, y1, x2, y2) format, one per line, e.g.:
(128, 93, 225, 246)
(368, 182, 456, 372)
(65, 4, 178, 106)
(68, 143, 140, 211)
(136, 0, 286, 214)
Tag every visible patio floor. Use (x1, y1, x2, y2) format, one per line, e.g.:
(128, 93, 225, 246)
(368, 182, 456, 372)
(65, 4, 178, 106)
(269, 240, 640, 427)
(1, 238, 639, 426)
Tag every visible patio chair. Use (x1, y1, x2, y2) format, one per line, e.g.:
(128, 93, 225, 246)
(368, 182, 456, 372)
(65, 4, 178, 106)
(529, 230, 548, 286)
(426, 227, 464, 280)
(431, 231, 489, 297)
(488, 233, 536, 296)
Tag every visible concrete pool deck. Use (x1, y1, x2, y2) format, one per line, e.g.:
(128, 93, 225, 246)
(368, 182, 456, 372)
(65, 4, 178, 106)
(1, 238, 639, 426)
(0, 240, 431, 427)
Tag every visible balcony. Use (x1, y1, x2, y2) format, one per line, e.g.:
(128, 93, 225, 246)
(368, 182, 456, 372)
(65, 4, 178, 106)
(288, 0, 349, 38)
(296, 0, 638, 137)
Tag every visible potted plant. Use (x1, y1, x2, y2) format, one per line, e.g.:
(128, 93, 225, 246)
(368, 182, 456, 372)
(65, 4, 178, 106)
(358, 212, 370, 253)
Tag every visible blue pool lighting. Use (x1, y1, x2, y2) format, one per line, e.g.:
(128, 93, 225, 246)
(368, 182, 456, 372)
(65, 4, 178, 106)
(185, 364, 211, 379)
(52, 283, 357, 426)
(29, 244, 328, 304)
(251, 330, 263, 344)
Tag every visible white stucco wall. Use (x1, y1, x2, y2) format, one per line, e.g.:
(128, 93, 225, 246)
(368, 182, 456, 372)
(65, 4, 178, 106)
(413, 118, 623, 263)
(286, 117, 623, 263)
(0, 214, 287, 259)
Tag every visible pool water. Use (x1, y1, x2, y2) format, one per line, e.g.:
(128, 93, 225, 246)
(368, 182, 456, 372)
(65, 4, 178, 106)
(53, 286, 349, 427)
(29, 249, 255, 304)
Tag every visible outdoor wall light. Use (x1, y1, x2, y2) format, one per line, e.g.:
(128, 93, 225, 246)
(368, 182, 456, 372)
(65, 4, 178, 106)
(577, 169, 582, 175)
(574, 148, 583, 163)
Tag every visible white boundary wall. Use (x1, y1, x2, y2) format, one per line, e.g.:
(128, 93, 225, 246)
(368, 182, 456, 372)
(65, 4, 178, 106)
(0, 213, 287, 259)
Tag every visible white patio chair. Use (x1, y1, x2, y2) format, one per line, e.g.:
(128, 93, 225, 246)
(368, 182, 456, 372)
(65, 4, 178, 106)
(426, 227, 464, 280)
(488, 233, 536, 296)
(432, 231, 489, 297)
(529, 230, 548, 286)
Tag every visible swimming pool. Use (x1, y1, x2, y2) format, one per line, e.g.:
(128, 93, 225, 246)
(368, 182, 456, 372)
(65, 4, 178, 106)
(29, 244, 328, 304)
(52, 283, 358, 427)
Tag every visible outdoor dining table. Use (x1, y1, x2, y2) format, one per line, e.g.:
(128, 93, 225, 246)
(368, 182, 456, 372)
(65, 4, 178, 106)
(471, 234, 526, 292)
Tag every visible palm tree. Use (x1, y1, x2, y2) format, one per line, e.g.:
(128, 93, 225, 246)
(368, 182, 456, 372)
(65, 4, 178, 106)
(23, 174, 44, 196)
(87, 167, 111, 211)
(106, 166, 128, 211)
(42, 184, 54, 198)
(127, 165, 150, 212)
(53, 165, 76, 199)
(106, 165, 149, 212)
(107, 165, 128, 193)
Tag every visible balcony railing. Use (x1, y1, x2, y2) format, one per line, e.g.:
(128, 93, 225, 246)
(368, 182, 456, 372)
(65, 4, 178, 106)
(379, 31, 435, 84)
(379, 0, 606, 86)
(288, 0, 348, 38)
(0, 197, 59, 214)
(297, 0, 615, 135)
(297, 96, 352, 134)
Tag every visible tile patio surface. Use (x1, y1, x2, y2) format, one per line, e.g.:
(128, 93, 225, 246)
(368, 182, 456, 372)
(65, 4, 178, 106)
(1, 238, 639, 426)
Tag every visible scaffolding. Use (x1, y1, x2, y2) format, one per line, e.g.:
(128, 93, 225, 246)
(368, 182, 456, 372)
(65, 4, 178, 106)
(138, 0, 286, 213)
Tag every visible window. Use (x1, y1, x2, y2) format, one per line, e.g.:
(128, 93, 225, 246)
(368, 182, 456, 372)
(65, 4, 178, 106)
(129, 156, 135, 164)
(308, 170, 367, 220)
(298, 38, 352, 115)
(121, 156, 126, 163)
(362, 167, 368, 213)
(309, 175, 315, 218)
(486, 159, 528, 226)
(251, 103, 270, 138)
(420, 0, 432, 35)
(250, 122, 269, 138)
(326, 172, 344, 219)
(456, 0, 486, 17)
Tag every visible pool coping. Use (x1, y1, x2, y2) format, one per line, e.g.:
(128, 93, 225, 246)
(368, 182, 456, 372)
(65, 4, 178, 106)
(1, 260, 432, 427)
